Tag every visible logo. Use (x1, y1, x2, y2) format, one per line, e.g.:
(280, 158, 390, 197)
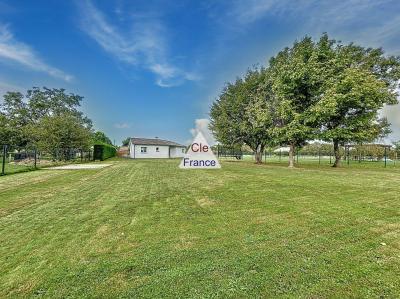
(179, 131, 221, 169)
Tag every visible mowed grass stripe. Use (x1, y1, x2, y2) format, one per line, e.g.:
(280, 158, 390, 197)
(0, 158, 399, 298)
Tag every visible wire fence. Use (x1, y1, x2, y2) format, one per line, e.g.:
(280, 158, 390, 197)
(217, 144, 399, 168)
(0, 144, 93, 176)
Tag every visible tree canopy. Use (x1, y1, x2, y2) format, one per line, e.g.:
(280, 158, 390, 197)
(92, 131, 113, 145)
(268, 36, 322, 167)
(1, 87, 94, 159)
(122, 137, 131, 146)
(209, 34, 400, 167)
(29, 114, 92, 160)
(210, 68, 275, 163)
(311, 35, 399, 166)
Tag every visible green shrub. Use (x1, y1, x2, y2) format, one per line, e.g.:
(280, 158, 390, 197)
(93, 143, 116, 161)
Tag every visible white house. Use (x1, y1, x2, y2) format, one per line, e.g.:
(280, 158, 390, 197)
(128, 137, 187, 159)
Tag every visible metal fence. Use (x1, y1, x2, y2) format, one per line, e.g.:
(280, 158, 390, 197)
(0, 145, 93, 176)
(217, 144, 399, 168)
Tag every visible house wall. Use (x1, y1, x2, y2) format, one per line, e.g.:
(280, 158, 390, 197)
(129, 144, 170, 158)
(170, 146, 186, 158)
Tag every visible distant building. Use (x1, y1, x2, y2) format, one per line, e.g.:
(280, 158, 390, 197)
(128, 137, 186, 159)
(273, 147, 290, 153)
(117, 146, 129, 158)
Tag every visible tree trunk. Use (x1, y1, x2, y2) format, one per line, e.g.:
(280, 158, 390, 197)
(288, 143, 295, 168)
(332, 139, 341, 168)
(254, 144, 265, 164)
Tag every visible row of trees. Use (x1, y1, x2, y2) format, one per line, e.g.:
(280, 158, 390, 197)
(0, 87, 112, 160)
(280, 143, 395, 160)
(210, 34, 400, 167)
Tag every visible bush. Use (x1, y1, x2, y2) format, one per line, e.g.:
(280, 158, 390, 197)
(93, 143, 116, 161)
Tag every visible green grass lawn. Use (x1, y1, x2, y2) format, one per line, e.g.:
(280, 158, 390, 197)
(0, 158, 92, 175)
(0, 158, 399, 298)
(1, 163, 36, 175)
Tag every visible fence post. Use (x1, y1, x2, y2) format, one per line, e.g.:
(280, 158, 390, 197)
(1, 145, 7, 175)
(34, 147, 37, 169)
(384, 146, 387, 168)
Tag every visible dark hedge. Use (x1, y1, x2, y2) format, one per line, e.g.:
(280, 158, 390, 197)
(93, 143, 116, 161)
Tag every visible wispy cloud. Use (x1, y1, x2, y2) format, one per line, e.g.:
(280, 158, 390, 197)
(78, 0, 199, 87)
(225, 0, 395, 26)
(114, 122, 131, 129)
(223, 0, 400, 52)
(227, 0, 288, 24)
(0, 24, 73, 82)
(189, 118, 216, 145)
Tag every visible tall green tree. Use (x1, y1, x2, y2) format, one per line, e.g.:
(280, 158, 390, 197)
(0, 113, 13, 145)
(92, 131, 112, 145)
(311, 34, 400, 167)
(122, 137, 131, 146)
(30, 114, 92, 160)
(0, 92, 31, 147)
(209, 33, 398, 168)
(210, 68, 275, 163)
(1, 87, 93, 156)
(269, 36, 320, 167)
(27, 87, 92, 127)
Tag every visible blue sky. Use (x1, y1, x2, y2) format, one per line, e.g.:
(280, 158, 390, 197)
(1, 0, 400, 145)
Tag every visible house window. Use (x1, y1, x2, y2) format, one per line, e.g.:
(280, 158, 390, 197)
(156, 147, 159, 152)
(182, 148, 185, 153)
(141, 147, 147, 153)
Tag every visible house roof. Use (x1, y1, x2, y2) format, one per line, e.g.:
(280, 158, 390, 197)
(130, 137, 186, 147)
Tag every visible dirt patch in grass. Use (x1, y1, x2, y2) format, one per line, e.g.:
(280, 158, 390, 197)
(196, 197, 215, 207)
(48, 164, 112, 170)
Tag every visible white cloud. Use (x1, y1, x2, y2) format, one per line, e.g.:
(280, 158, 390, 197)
(189, 118, 216, 145)
(78, 0, 198, 87)
(0, 24, 73, 82)
(220, 0, 400, 54)
(228, 0, 287, 24)
(226, 0, 395, 26)
(114, 122, 131, 129)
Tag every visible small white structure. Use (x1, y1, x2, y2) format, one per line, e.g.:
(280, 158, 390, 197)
(128, 137, 186, 159)
(274, 147, 290, 153)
